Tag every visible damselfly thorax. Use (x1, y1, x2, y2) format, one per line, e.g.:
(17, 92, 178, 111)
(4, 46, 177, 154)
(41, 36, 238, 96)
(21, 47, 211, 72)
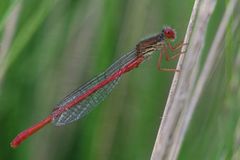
(136, 32, 165, 57)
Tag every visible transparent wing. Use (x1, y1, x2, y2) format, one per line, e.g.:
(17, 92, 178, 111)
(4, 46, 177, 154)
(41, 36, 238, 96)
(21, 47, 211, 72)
(52, 50, 137, 126)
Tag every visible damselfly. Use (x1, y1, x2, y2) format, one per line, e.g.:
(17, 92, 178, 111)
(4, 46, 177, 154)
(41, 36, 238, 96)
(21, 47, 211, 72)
(10, 26, 185, 148)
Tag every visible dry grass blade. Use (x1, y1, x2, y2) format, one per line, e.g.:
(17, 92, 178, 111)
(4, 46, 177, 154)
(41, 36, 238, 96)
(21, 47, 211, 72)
(170, 0, 238, 159)
(0, 3, 21, 83)
(0, 5, 20, 59)
(150, 0, 225, 159)
(189, 0, 238, 111)
(151, 0, 201, 159)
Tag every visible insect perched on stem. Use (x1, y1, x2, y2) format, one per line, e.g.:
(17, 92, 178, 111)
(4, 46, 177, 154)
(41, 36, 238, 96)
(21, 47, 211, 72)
(10, 26, 186, 148)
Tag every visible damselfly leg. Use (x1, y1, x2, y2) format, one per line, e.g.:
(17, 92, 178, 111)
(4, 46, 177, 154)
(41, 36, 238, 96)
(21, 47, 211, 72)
(157, 41, 188, 72)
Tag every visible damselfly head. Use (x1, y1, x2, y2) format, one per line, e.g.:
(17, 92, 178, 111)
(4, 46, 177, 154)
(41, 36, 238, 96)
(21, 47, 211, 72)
(163, 27, 176, 40)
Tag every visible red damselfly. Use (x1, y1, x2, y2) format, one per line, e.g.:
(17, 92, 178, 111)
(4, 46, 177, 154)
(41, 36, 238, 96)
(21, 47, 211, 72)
(10, 26, 185, 148)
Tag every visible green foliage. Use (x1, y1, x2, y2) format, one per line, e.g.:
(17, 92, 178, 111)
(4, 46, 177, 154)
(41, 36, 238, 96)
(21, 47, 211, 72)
(1, 0, 239, 159)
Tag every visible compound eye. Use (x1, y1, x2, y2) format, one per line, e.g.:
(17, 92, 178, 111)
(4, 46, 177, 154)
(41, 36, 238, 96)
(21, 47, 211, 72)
(164, 28, 175, 39)
(166, 30, 172, 36)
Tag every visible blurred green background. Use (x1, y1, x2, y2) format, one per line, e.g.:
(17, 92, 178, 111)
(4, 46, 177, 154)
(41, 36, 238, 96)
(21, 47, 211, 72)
(1, 0, 239, 160)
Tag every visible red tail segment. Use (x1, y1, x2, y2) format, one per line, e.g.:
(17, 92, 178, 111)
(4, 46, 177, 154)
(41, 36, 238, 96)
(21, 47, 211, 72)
(10, 115, 52, 148)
